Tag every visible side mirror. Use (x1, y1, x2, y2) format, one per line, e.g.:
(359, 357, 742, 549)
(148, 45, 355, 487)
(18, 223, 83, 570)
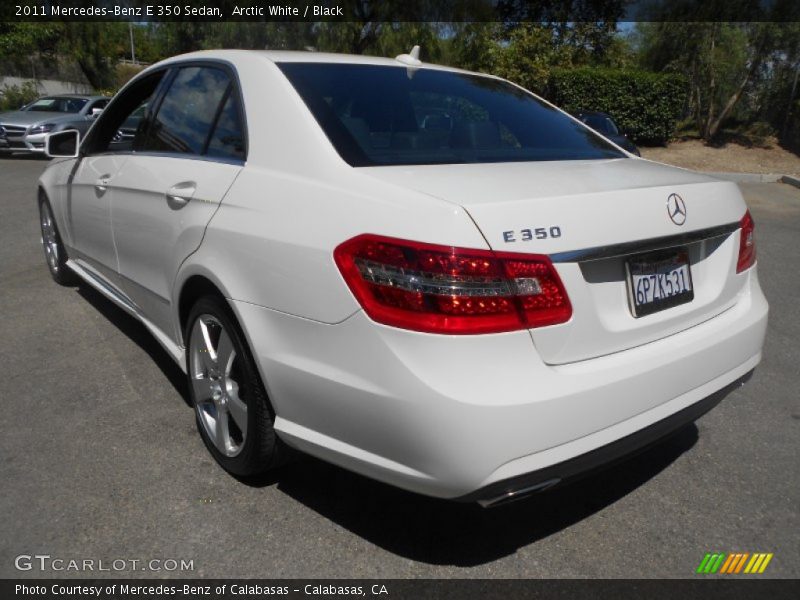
(45, 129, 80, 158)
(90, 107, 104, 119)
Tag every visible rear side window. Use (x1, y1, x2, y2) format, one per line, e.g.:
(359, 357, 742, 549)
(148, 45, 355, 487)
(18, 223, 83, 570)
(143, 67, 231, 155)
(205, 92, 245, 160)
(278, 63, 625, 166)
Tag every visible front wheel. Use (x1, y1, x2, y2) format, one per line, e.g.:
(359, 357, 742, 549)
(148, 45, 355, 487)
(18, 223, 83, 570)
(39, 195, 76, 286)
(185, 296, 286, 476)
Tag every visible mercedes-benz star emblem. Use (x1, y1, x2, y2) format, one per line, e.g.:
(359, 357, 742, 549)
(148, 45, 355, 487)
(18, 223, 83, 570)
(667, 193, 687, 226)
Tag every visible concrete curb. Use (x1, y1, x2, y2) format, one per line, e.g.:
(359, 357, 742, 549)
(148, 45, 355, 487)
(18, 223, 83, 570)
(701, 171, 784, 183)
(697, 171, 800, 187)
(780, 175, 800, 189)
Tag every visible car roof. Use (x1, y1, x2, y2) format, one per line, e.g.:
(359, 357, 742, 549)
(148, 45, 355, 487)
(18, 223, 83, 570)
(36, 94, 108, 100)
(152, 49, 488, 78)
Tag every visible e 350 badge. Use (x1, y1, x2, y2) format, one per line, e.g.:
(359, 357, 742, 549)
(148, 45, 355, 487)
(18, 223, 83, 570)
(502, 225, 562, 243)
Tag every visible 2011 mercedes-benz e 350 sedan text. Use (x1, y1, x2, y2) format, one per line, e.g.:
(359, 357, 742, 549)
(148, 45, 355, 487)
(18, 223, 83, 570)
(38, 50, 768, 507)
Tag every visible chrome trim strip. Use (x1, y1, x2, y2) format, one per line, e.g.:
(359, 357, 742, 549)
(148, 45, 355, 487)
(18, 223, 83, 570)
(550, 222, 740, 263)
(83, 149, 245, 167)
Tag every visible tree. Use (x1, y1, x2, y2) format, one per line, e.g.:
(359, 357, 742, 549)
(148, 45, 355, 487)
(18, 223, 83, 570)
(495, 24, 575, 94)
(0, 22, 61, 78)
(0, 23, 60, 59)
(62, 23, 131, 90)
(0, 22, 146, 90)
(197, 23, 315, 51)
(449, 20, 631, 95)
(636, 0, 800, 140)
(638, 22, 795, 140)
(446, 23, 504, 74)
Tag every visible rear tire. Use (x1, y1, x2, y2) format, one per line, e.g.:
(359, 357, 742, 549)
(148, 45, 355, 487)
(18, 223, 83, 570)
(38, 195, 77, 286)
(185, 295, 287, 476)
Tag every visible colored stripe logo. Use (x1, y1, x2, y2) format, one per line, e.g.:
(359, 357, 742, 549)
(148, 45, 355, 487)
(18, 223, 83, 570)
(696, 552, 773, 574)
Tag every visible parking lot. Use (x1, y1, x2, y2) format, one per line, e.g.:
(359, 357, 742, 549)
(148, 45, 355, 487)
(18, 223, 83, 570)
(0, 156, 798, 578)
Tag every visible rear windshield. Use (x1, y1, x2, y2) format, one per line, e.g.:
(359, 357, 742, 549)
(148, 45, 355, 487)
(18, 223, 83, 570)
(278, 63, 625, 167)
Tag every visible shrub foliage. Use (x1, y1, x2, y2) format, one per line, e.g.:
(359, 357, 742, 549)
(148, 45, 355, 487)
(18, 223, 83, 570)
(0, 81, 39, 112)
(549, 68, 687, 145)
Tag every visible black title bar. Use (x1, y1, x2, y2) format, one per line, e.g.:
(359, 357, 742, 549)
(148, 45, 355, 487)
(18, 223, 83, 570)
(3, 579, 800, 600)
(2, 0, 799, 22)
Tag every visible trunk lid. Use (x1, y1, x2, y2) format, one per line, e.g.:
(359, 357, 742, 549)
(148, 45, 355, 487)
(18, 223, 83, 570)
(362, 158, 747, 364)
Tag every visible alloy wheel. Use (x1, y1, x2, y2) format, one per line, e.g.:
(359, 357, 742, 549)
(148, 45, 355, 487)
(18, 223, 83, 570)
(189, 314, 249, 457)
(40, 202, 60, 274)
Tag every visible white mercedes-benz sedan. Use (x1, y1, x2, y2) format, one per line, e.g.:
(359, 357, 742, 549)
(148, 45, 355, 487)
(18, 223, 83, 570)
(38, 50, 767, 506)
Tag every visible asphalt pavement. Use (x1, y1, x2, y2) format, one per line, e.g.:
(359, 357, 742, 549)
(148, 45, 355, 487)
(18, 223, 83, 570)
(1, 156, 798, 578)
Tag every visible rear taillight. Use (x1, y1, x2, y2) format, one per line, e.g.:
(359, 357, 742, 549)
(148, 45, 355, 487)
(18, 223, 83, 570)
(334, 234, 572, 334)
(736, 210, 756, 273)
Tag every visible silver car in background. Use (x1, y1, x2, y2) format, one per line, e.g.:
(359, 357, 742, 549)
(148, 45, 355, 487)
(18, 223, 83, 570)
(0, 94, 108, 154)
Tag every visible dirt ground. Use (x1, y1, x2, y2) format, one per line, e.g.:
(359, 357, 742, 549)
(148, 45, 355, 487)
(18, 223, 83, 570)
(640, 139, 800, 177)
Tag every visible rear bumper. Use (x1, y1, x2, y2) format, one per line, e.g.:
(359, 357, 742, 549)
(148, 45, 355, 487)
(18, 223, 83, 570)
(233, 267, 768, 500)
(459, 369, 752, 506)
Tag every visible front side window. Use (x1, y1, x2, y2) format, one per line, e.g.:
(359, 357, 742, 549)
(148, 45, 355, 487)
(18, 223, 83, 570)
(142, 67, 231, 155)
(83, 65, 246, 160)
(26, 97, 88, 113)
(278, 63, 625, 166)
(83, 71, 165, 155)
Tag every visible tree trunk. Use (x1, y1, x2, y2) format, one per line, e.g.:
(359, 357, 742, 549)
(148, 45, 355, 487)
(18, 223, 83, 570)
(706, 52, 764, 140)
(782, 65, 799, 137)
(694, 85, 703, 133)
(703, 24, 717, 139)
(691, 57, 703, 133)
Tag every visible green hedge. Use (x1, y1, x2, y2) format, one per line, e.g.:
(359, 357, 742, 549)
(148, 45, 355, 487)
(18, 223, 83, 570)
(548, 68, 687, 146)
(0, 81, 38, 112)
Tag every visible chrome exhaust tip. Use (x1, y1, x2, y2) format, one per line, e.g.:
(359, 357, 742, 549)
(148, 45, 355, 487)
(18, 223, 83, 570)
(477, 478, 561, 508)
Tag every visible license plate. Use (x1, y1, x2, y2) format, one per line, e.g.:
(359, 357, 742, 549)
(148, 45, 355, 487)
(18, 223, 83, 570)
(625, 249, 694, 317)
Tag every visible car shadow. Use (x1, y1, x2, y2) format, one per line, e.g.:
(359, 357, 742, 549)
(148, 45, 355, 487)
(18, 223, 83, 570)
(262, 423, 699, 566)
(75, 283, 190, 405)
(2, 152, 50, 160)
(72, 279, 699, 566)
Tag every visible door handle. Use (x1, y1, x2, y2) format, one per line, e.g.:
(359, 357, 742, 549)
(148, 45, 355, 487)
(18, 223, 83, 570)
(166, 181, 197, 207)
(95, 174, 111, 194)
